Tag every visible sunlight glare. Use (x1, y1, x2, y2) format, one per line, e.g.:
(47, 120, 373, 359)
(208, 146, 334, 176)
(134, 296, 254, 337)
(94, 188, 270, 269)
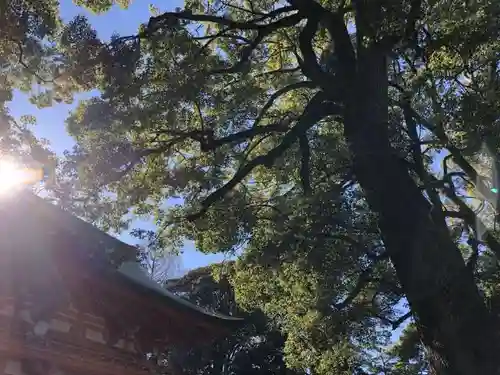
(0, 160, 39, 194)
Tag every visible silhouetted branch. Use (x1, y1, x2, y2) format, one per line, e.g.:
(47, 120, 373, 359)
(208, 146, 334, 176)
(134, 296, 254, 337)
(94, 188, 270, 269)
(298, 18, 334, 88)
(187, 92, 341, 221)
(380, 0, 423, 49)
(208, 13, 304, 74)
(407, 106, 498, 211)
(11, 39, 54, 84)
(438, 176, 500, 261)
(377, 311, 413, 330)
(147, 9, 302, 34)
(466, 235, 480, 271)
(150, 122, 290, 152)
(253, 81, 317, 127)
(199, 123, 291, 151)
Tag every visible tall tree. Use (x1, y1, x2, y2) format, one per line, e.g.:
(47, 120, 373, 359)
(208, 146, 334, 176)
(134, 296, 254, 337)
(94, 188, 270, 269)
(53, 0, 500, 373)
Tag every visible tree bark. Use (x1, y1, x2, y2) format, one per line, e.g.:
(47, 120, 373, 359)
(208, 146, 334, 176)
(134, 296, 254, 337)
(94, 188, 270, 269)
(342, 46, 500, 374)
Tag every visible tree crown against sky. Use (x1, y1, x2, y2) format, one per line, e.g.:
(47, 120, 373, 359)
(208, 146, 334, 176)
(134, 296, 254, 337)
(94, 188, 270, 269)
(5, 0, 500, 374)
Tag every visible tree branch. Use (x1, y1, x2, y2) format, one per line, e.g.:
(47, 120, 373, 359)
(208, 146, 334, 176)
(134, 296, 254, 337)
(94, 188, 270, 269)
(208, 13, 304, 75)
(253, 81, 317, 127)
(299, 134, 311, 194)
(405, 0, 423, 41)
(297, 17, 335, 90)
(296, 3, 355, 96)
(404, 105, 500, 217)
(403, 102, 446, 226)
(333, 252, 389, 310)
(377, 311, 413, 330)
(253, 66, 300, 77)
(379, 0, 423, 49)
(97, 147, 162, 187)
(11, 39, 54, 84)
(151, 122, 290, 152)
(200, 122, 291, 151)
(193, 30, 252, 58)
(466, 235, 480, 271)
(288, 0, 357, 81)
(439, 176, 500, 261)
(147, 9, 302, 34)
(187, 92, 341, 221)
(334, 267, 374, 310)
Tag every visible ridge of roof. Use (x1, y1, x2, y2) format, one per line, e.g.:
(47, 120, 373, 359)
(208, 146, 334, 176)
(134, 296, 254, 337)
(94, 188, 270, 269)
(118, 262, 243, 322)
(8, 191, 244, 324)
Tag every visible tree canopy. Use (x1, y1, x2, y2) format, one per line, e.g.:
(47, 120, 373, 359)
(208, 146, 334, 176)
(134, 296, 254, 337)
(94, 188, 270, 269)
(6, 0, 500, 374)
(164, 262, 307, 375)
(162, 262, 425, 375)
(0, 0, 61, 171)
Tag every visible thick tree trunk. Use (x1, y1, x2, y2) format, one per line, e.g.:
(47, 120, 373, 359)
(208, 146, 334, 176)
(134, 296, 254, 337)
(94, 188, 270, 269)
(342, 47, 500, 374)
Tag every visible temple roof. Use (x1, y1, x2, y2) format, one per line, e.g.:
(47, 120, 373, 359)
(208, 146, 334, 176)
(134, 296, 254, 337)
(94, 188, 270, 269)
(117, 262, 242, 321)
(4, 190, 243, 325)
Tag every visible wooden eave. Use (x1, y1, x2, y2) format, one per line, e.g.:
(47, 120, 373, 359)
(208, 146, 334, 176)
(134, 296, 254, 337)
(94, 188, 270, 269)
(0, 191, 244, 330)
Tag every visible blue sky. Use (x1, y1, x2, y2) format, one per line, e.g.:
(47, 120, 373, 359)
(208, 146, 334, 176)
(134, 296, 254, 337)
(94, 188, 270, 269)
(7, 0, 226, 274)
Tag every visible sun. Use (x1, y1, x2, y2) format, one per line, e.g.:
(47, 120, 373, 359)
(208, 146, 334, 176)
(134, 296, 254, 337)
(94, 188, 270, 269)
(0, 160, 42, 194)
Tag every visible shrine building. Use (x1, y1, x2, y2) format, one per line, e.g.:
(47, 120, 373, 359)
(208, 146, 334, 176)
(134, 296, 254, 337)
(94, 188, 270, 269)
(0, 191, 243, 375)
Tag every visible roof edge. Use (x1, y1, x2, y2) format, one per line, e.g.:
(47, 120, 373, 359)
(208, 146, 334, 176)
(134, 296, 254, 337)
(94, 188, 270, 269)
(15, 192, 244, 325)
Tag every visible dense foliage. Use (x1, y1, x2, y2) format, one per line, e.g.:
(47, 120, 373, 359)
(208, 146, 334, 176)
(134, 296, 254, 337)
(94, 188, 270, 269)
(0, 0, 60, 171)
(162, 263, 427, 375)
(6, 0, 500, 374)
(164, 263, 307, 375)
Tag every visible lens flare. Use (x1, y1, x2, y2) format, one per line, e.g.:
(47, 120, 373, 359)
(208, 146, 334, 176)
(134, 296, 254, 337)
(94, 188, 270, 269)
(0, 160, 44, 194)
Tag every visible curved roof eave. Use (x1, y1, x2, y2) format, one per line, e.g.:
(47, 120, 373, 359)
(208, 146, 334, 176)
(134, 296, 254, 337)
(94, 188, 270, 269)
(15, 191, 244, 325)
(117, 261, 244, 323)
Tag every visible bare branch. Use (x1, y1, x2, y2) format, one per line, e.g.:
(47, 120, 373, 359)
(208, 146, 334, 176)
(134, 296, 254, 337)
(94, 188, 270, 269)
(443, 210, 466, 219)
(466, 235, 480, 271)
(150, 122, 290, 152)
(379, 0, 423, 49)
(193, 30, 252, 58)
(257, 6, 296, 21)
(405, 0, 423, 41)
(403, 102, 446, 226)
(147, 11, 258, 31)
(291, 0, 356, 73)
(97, 145, 172, 187)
